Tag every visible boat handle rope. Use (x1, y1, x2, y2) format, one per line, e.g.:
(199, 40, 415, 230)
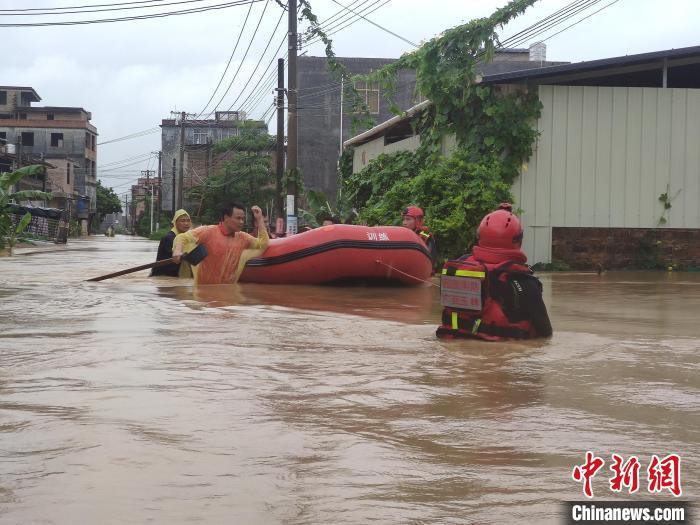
(374, 259, 440, 287)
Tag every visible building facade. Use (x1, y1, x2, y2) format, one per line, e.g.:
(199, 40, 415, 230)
(160, 111, 266, 213)
(297, 56, 417, 200)
(0, 86, 98, 229)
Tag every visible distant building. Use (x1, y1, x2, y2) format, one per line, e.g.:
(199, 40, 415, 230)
(0, 85, 98, 230)
(297, 47, 565, 200)
(160, 111, 267, 213)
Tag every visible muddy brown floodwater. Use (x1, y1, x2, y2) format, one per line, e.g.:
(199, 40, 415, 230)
(1, 236, 698, 524)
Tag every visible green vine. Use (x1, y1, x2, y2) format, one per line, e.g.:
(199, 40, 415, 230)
(339, 0, 542, 262)
(657, 184, 682, 225)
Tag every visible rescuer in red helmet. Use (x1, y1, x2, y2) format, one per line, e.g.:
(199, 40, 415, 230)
(436, 203, 552, 341)
(402, 205, 438, 269)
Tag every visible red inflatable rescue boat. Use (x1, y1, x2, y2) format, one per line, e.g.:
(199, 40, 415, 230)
(240, 224, 432, 285)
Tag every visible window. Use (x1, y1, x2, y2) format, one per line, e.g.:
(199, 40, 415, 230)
(67, 163, 71, 185)
(353, 81, 380, 114)
(19, 113, 27, 120)
(192, 129, 208, 144)
(47, 114, 55, 120)
(0, 91, 6, 105)
(85, 132, 90, 148)
(0, 113, 11, 119)
(21, 132, 34, 146)
(51, 132, 64, 147)
(0, 132, 6, 144)
(91, 134, 95, 150)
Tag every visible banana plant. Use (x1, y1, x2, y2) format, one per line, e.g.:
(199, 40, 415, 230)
(298, 188, 358, 228)
(0, 165, 52, 253)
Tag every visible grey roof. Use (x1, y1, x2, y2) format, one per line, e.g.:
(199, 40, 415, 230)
(0, 86, 41, 101)
(481, 44, 700, 84)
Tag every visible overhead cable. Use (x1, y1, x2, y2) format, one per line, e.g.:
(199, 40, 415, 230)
(0, 0, 261, 27)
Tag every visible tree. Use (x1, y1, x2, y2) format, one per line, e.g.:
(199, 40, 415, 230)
(0, 165, 52, 253)
(95, 180, 122, 221)
(188, 125, 277, 224)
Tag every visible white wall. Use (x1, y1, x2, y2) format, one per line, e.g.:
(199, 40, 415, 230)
(513, 85, 700, 264)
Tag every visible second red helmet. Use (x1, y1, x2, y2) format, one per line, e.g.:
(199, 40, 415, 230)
(477, 203, 523, 249)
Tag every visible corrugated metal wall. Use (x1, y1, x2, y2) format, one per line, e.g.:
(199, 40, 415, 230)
(514, 85, 700, 264)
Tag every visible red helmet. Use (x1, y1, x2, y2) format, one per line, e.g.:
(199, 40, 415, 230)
(477, 203, 523, 249)
(403, 205, 424, 229)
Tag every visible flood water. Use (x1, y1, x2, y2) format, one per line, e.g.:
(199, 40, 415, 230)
(1, 236, 698, 524)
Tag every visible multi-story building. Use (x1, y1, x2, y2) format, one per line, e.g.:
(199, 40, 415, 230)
(160, 111, 267, 213)
(298, 46, 565, 200)
(0, 86, 98, 230)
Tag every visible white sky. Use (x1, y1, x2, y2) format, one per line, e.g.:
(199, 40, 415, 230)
(1, 0, 698, 196)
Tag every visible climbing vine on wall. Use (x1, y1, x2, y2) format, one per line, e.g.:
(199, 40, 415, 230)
(340, 0, 543, 261)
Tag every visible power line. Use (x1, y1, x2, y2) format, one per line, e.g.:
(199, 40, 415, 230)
(224, 5, 286, 111)
(536, 0, 623, 45)
(303, 0, 376, 45)
(204, 0, 271, 118)
(0, 0, 262, 27)
(226, 29, 287, 112)
(303, 0, 388, 47)
(97, 127, 160, 146)
(328, 0, 415, 47)
(0, 0, 168, 12)
(0, 0, 209, 16)
(194, 0, 255, 119)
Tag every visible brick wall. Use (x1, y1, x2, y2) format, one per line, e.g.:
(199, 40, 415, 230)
(552, 227, 700, 270)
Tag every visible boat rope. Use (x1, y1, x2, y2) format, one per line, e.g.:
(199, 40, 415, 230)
(374, 259, 440, 287)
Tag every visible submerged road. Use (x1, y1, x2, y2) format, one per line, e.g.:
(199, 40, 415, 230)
(1, 236, 698, 523)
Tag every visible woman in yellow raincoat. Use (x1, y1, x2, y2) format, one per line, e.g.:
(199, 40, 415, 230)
(151, 209, 193, 278)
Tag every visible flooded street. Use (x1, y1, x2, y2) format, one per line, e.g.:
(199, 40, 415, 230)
(1, 236, 698, 524)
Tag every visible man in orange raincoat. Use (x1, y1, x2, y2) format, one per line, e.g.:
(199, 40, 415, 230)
(172, 203, 269, 285)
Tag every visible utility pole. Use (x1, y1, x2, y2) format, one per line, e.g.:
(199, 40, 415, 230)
(286, 0, 298, 236)
(275, 57, 285, 221)
(178, 111, 186, 210)
(142, 170, 155, 234)
(154, 150, 162, 229)
(339, 77, 344, 154)
(124, 193, 129, 232)
(171, 157, 177, 213)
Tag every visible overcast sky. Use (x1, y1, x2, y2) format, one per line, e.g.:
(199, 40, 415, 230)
(1, 0, 698, 195)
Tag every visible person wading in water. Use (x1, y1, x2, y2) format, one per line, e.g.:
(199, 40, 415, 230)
(151, 209, 193, 278)
(172, 203, 269, 285)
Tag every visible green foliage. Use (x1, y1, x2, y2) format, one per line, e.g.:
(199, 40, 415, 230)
(339, 0, 541, 262)
(657, 184, 682, 225)
(0, 165, 52, 251)
(95, 180, 123, 220)
(188, 126, 276, 224)
(298, 188, 357, 228)
(346, 149, 512, 259)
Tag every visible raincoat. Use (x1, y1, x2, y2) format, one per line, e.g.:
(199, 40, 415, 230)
(174, 223, 268, 285)
(151, 209, 193, 278)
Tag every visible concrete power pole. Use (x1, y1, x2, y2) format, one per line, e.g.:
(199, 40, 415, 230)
(286, 0, 298, 236)
(171, 157, 177, 213)
(155, 150, 162, 229)
(178, 111, 186, 210)
(276, 57, 285, 221)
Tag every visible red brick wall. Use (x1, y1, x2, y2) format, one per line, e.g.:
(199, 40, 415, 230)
(552, 227, 700, 270)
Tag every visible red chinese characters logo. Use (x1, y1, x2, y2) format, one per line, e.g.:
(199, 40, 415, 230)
(572, 451, 605, 498)
(609, 454, 640, 493)
(648, 454, 682, 497)
(573, 453, 682, 498)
